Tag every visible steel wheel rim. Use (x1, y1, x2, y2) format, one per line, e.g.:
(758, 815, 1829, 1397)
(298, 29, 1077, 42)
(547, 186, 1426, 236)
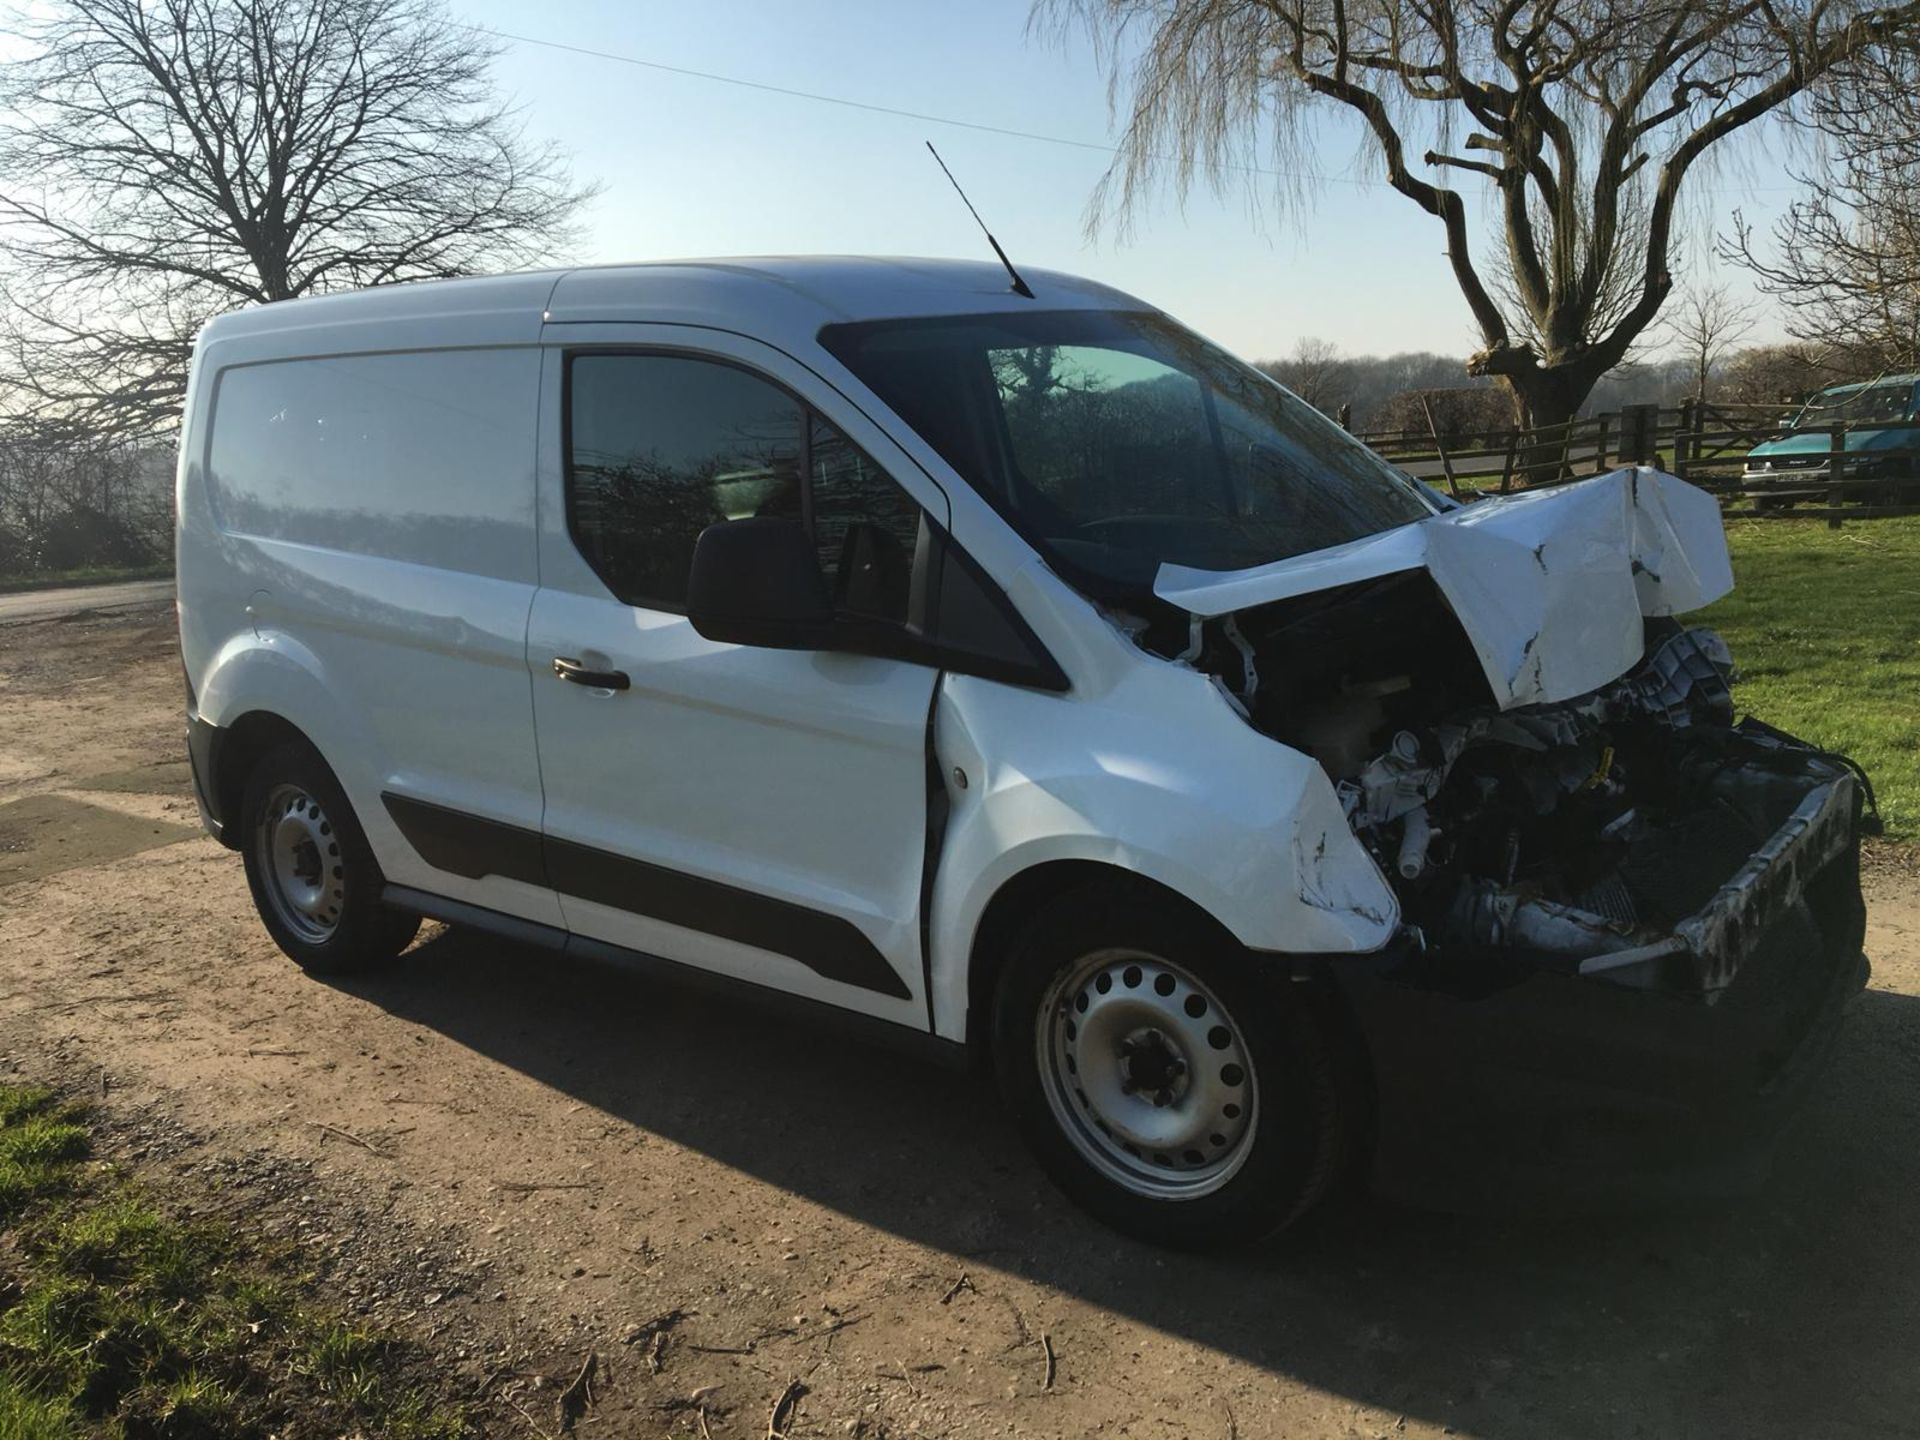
(254, 783, 345, 945)
(1037, 947, 1258, 1200)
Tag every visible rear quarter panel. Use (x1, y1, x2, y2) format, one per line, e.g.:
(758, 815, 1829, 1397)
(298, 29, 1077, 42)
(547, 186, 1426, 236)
(177, 317, 560, 926)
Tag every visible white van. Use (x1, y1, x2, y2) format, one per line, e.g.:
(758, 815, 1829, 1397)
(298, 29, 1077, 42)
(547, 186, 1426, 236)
(178, 258, 1868, 1245)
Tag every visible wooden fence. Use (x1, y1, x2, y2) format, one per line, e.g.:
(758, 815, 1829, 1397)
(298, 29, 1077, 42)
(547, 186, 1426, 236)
(1355, 399, 1920, 526)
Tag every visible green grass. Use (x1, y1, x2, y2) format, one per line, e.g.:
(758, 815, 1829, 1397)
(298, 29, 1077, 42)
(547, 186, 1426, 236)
(1705, 516, 1920, 841)
(0, 1083, 469, 1439)
(0, 564, 172, 596)
(0, 1374, 83, 1440)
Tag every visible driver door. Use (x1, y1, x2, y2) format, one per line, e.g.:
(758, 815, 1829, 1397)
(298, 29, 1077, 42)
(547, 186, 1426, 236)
(526, 330, 949, 1026)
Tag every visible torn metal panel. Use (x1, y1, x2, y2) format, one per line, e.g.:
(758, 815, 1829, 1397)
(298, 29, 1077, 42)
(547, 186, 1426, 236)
(1153, 469, 1734, 710)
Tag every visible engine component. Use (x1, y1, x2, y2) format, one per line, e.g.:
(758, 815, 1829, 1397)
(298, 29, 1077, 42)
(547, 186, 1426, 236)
(1446, 879, 1650, 959)
(1395, 805, 1433, 880)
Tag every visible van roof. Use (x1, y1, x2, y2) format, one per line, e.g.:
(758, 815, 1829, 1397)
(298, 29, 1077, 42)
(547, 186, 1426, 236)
(197, 256, 1142, 344)
(1815, 374, 1920, 396)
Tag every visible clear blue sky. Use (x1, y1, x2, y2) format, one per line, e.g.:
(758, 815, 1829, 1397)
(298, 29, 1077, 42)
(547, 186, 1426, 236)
(453, 0, 1798, 365)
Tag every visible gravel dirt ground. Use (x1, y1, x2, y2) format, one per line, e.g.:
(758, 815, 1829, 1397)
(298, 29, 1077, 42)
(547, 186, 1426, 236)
(1, 605, 1916, 1440)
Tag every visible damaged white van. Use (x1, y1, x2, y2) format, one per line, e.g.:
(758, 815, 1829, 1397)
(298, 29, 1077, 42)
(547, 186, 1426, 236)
(177, 259, 1870, 1246)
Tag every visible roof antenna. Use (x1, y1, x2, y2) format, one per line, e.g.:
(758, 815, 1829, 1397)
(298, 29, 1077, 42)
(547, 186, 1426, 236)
(926, 141, 1034, 299)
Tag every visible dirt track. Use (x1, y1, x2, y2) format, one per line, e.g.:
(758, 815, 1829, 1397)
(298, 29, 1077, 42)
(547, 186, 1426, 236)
(0, 576, 175, 626)
(2, 606, 1917, 1439)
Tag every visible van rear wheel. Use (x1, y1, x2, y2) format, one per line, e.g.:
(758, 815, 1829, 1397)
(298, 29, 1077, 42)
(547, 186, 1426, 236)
(239, 740, 419, 975)
(992, 884, 1359, 1248)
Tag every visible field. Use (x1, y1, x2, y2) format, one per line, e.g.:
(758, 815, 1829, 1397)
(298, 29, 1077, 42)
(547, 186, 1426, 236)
(1709, 516, 1920, 839)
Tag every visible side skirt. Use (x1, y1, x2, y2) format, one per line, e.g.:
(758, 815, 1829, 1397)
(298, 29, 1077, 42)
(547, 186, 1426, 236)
(382, 884, 969, 1071)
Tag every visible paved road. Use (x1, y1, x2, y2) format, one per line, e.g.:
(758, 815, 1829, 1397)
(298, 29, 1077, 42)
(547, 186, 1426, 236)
(0, 578, 173, 626)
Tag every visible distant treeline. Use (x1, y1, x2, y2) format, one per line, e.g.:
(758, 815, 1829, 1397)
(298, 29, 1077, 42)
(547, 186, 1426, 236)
(0, 431, 172, 581)
(1254, 339, 1881, 434)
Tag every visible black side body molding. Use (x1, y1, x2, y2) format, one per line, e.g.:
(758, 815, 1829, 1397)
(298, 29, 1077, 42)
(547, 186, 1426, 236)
(383, 884, 960, 1065)
(382, 793, 912, 1001)
(381, 793, 547, 887)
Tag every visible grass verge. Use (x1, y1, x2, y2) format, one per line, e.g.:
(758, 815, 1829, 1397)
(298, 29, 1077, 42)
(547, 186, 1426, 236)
(1706, 516, 1920, 842)
(0, 565, 173, 596)
(0, 1083, 467, 1439)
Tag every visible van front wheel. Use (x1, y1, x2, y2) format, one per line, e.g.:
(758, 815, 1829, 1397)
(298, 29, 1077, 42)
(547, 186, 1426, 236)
(992, 887, 1358, 1247)
(239, 741, 419, 975)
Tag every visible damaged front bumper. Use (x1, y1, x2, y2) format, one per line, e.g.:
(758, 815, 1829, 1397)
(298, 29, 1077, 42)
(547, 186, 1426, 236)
(1324, 786, 1868, 1211)
(1576, 769, 1858, 993)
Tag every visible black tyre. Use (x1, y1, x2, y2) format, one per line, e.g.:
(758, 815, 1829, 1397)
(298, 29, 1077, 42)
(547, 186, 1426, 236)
(239, 739, 420, 975)
(992, 883, 1362, 1248)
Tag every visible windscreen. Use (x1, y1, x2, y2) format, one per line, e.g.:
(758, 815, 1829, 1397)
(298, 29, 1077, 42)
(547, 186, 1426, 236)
(1796, 382, 1917, 428)
(820, 310, 1433, 597)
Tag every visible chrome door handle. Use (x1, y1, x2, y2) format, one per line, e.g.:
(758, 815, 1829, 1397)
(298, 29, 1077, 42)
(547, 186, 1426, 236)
(552, 656, 630, 691)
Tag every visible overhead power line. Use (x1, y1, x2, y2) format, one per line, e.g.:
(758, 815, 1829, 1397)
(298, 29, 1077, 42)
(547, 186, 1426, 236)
(471, 24, 1375, 189)
(473, 23, 1802, 198)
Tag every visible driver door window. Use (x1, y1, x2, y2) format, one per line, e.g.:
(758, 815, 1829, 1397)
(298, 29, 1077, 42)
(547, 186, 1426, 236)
(567, 352, 922, 624)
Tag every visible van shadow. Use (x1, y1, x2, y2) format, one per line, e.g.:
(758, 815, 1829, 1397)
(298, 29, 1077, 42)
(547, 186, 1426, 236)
(350, 927, 1920, 1439)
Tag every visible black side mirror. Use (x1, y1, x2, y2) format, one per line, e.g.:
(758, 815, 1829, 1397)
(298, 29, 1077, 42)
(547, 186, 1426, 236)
(687, 517, 836, 650)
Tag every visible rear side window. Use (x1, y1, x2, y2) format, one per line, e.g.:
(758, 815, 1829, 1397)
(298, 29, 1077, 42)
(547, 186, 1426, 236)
(205, 348, 539, 583)
(566, 353, 923, 621)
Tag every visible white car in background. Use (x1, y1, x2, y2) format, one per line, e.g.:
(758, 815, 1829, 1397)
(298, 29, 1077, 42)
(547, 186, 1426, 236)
(176, 258, 1869, 1246)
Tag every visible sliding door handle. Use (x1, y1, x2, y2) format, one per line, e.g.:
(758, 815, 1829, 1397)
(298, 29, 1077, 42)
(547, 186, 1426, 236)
(552, 656, 630, 691)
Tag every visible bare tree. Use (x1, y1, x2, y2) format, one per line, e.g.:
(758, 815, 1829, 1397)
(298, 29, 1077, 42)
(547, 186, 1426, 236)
(1718, 341, 1835, 406)
(0, 0, 595, 438)
(1664, 281, 1759, 400)
(1725, 48, 1920, 373)
(1044, 0, 1920, 429)
(1258, 335, 1347, 410)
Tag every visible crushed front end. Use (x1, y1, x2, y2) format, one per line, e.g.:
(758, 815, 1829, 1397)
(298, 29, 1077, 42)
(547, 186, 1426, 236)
(1341, 625, 1863, 1002)
(1144, 473, 1871, 1206)
(1324, 625, 1870, 1203)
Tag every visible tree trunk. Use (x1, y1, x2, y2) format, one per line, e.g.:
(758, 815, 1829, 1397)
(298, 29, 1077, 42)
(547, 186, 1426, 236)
(1499, 364, 1596, 486)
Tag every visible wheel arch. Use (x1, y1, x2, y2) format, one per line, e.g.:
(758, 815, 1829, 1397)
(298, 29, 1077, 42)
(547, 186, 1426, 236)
(964, 861, 1243, 1056)
(193, 626, 379, 850)
(964, 859, 1379, 1173)
(207, 710, 316, 849)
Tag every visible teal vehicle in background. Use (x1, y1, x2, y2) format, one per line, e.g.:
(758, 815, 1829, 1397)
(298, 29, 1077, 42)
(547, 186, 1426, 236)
(1742, 374, 1920, 505)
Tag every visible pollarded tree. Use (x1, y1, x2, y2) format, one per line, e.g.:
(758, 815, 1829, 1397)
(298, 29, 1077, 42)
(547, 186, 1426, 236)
(0, 0, 595, 438)
(1046, 0, 1920, 429)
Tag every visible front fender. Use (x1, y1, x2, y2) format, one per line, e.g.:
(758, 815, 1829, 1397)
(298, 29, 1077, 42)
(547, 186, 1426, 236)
(928, 666, 1398, 1042)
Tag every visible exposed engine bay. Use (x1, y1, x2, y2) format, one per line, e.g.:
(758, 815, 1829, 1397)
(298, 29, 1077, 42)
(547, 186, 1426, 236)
(1130, 472, 1867, 998)
(1337, 624, 1859, 989)
(1149, 587, 1861, 994)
